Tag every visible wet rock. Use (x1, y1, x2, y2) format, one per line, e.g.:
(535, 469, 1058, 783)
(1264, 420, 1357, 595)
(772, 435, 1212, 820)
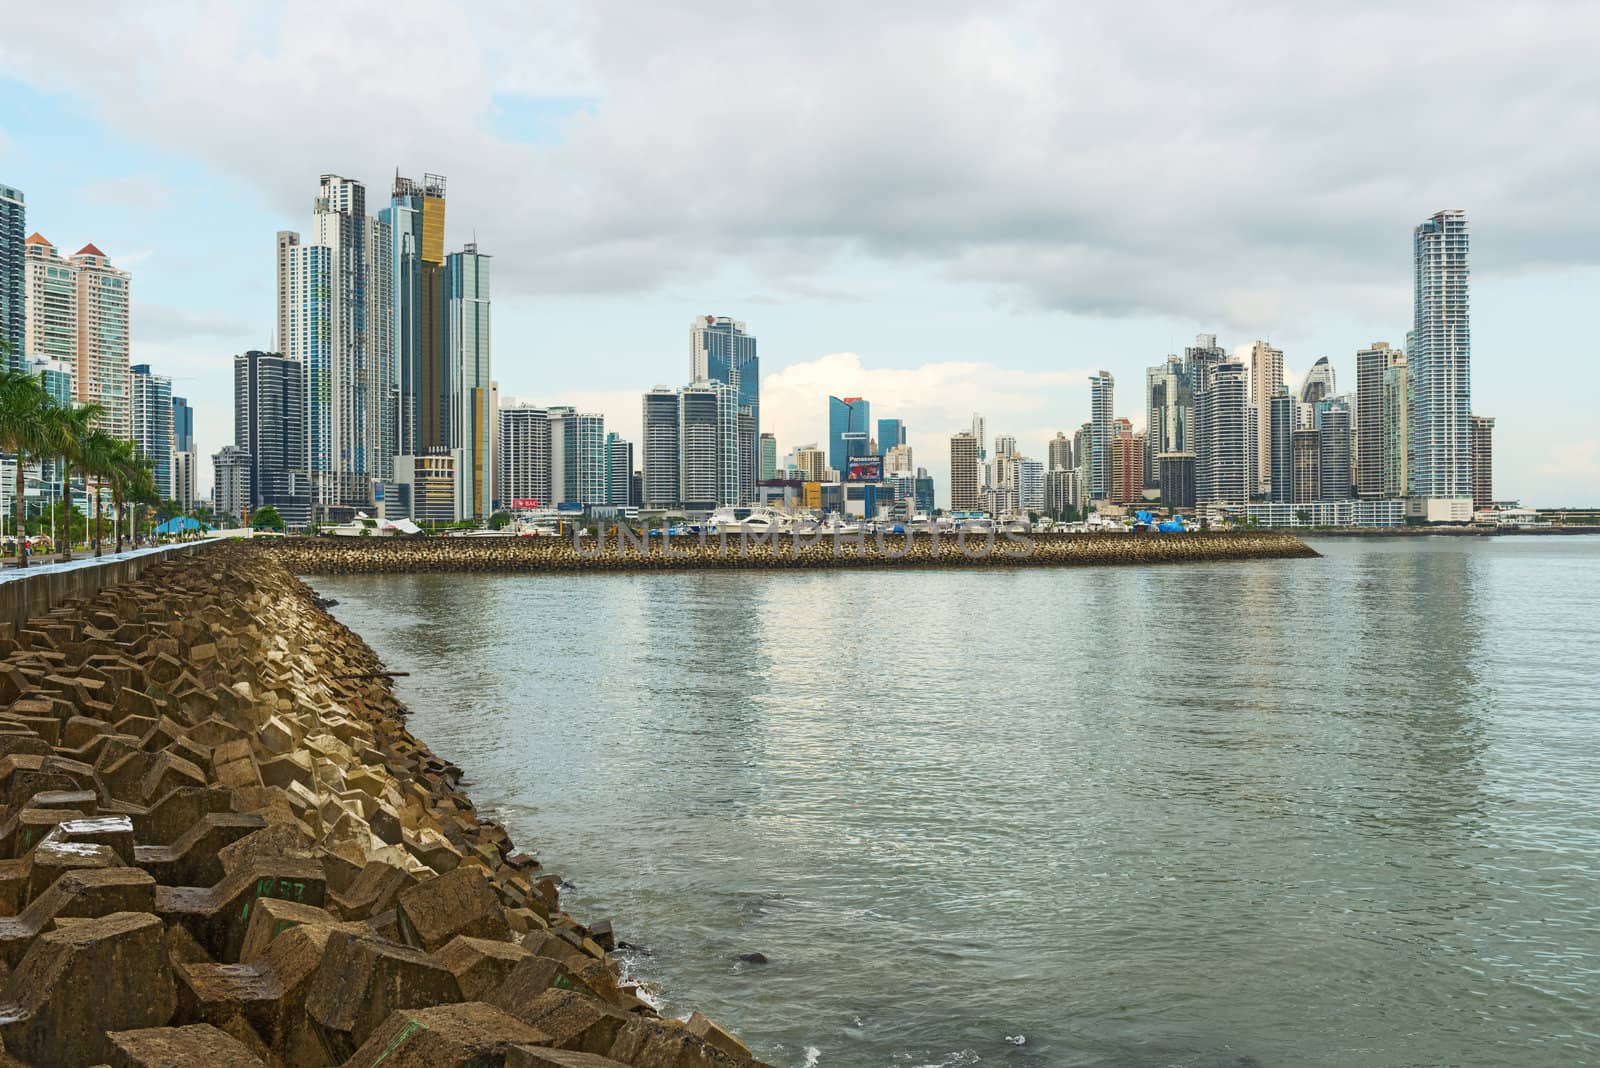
(342, 1001, 550, 1067)
(396, 864, 511, 951)
(105, 1022, 267, 1067)
(304, 929, 464, 1062)
(736, 952, 769, 965)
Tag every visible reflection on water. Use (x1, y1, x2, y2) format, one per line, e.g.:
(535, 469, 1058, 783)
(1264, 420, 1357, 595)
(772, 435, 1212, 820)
(316, 537, 1600, 1067)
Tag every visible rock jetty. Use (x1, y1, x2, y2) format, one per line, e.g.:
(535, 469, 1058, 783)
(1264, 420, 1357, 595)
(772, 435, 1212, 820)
(0, 543, 764, 1067)
(268, 529, 1318, 575)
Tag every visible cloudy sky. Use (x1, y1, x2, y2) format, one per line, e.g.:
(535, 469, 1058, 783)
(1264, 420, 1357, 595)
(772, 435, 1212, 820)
(3, 2, 1597, 505)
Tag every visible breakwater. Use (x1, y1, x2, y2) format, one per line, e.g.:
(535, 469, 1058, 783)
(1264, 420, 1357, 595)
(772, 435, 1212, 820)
(0, 542, 764, 1067)
(266, 530, 1317, 574)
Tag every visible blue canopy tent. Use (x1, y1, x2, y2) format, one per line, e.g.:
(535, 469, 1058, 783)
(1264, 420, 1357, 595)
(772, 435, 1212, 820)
(154, 516, 214, 536)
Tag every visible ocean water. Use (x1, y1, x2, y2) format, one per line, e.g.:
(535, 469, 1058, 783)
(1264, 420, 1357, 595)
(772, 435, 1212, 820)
(312, 536, 1600, 1067)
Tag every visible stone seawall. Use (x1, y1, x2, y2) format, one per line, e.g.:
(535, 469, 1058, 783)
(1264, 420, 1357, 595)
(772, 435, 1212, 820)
(267, 530, 1318, 575)
(0, 542, 764, 1067)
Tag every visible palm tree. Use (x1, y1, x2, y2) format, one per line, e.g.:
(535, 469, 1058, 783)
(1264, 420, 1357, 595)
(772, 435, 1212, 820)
(40, 401, 104, 562)
(102, 438, 140, 554)
(79, 429, 120, 557)
(0, 369, 53, 568)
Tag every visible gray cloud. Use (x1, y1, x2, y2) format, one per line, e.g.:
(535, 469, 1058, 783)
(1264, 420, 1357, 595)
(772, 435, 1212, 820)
(4, 0, 1597, 336)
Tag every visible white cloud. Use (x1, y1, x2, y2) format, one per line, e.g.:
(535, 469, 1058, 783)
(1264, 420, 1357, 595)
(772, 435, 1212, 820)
(3, 2, 1598, 332)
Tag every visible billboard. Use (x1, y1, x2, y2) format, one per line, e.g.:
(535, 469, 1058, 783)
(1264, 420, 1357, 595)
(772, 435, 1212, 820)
(511, 498, 541, 510)
(846, 455, 882, 482)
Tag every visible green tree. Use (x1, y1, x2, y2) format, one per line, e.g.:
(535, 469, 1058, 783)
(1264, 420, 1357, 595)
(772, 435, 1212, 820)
(0, 369, 54, 567)
(40, 401, 104, 561)
(488, 511, 511, 530)
(79, 429, 121, 557)
(251, 505, 285, 531)
(1295, 508, 1312, 526)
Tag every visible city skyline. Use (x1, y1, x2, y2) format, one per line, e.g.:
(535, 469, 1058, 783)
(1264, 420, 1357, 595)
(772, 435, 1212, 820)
(3, 6, 1598, 507)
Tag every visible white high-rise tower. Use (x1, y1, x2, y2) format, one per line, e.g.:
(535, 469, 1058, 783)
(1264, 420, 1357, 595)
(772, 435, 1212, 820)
(1409, 209, 1472, 503)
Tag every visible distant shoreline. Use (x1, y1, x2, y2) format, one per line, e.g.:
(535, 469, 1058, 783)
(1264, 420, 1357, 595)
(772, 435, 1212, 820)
(1291, 526, 1600, 538)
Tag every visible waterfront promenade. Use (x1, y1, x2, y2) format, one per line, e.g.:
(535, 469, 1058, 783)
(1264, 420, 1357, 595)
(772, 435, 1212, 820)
(0, 540, 762, 1066)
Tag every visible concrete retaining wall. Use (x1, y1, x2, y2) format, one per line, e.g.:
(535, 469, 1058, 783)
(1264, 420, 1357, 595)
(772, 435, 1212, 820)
(0, 541, 221, 633)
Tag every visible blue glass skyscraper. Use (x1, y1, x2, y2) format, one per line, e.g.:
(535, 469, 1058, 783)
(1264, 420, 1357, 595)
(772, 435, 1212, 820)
(0, 183, 23, 369)
(876, 418, 905, 455)
(829, 396, 871, 474)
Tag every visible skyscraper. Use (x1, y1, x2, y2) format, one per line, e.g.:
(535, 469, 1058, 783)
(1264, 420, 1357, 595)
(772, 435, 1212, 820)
(1410, 209, 1472, 501)
(1382, 356, 1409, 498)
(640, 388, 681, 509)
(549, 408, 607, 507)
(212, 445, 252, 523)
(498, 404, 552, 509)
(606, 432, 634, 507)
(950, 432, 980, 512)
(1268, 389, 1296, 503)
(828, 396, 871, 473)
(680, 381, 737, 511)
(1471, 415, 1494, 509)
(0, 183, 23, 368)
(446, 242, 493, 518)
(234, 350, 310, 528)
(70, 243, 132, 440)
(382, 173, 447, 459)
(22, 233, 75, 364)
(1317, 403, 1353, 500)
(1195, 359, 1249, 504)
(793, 445, 826, 483)
(1089, 371, 1114, 502)
(1292, 430, 1321, 503)
(1018, 459, 1045, 512)
(1145, 356, 1190, 491)
(1355, 342, 1403, 498)
(1248, 340, 1284, 497)
(1300, 357, 1336, 406)
(130, 365, 173, 499)
(692, 316, 758, 492)
(1047, 432, 1073, 472)
(759, 433, 777, 481)
(1112, 421, 1145, 506)
(277, 174, 394, 512)
(171, 396, 195, 455)
(877, 418, 905, 456)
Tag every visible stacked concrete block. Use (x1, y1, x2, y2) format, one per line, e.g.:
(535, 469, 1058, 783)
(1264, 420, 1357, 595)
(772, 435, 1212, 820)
(0, 544, 768, 1067)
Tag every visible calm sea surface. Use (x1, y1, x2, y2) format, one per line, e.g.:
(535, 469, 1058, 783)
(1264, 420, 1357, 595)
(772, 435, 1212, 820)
(312, 537, 1600, 1067)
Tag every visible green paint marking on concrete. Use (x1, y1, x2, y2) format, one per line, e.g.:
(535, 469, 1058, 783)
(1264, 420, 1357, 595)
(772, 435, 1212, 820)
(366, 1018, 425, 1068)
(240, 899, 250, 922)
(552, 973, 574, 990)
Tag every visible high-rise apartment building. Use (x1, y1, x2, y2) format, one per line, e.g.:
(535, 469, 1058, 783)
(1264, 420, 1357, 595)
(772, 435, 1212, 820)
(212, 445, 252, 523)
(679, 381, 737, 511)
(1047, 431, 1073, 472)
(381, 173, 447, 459)
(22, 237, 131, 439)
(1248, 340, 1284, 497)
(1268, 388, 1296, 503)
(1195, 359, 1249, 504)
(549, 407, 607, 507)
(22, 234, 75, 364)
(171, 450, 194, 514)
(0, 184, 23, 367)
(1382, 356, 1409, 498)
(759, 433, 777, 481)
(1355, 342, 1403, 497)
(793, 445, 826, 483)
(1158, 453, 1196, 509)
(886, 443, 914, 475)
(499, 404, 552, 509)
(130, 365, 173, 498)
(640, 389, 681, 509)
(1018, 459, 1045, 512)
(71, 243, 130, 438)
(1145, 356, 1190, 491)
(950, 432, 980, 512)
(828, 396, 871, 474)
(607, 432, 634, 507)
(1471, 415, 1494, 509)
(234, 350, 310, 528)
(1317, 403, 1353, 500)
(1292, 430, 1321, 503)
(1112, 421, 1145, 505)
(1410, 209, 1472, 502)
(446, 242, 493, 518)
(277, 175, 395, 512)
(1089, 371, 1115, 502)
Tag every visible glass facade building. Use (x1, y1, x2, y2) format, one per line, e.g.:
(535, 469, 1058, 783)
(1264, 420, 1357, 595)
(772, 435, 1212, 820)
(828, 396, 871, 475)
